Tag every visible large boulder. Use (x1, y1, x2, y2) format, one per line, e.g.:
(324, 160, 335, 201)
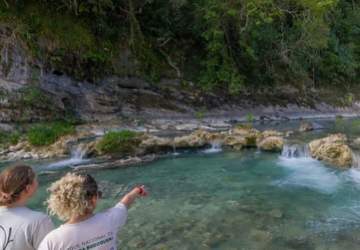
(223, 135, 247, 150)
(172, 129, 224, 148)
(308, 134, 353, 168)
(257, 136, 284, 152)
(230, 127, 260, 147)
(173, 130, 208, 148)
(139, 134, 173, 153)
(259, 130, 283, 138)
(256, 130, 284, 152)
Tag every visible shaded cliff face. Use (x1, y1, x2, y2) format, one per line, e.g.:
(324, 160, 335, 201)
(0, 27, 228, 122)
(0, 28, 191, 122)
(1, 28, 360, 124)
(0, 31, 56, 122)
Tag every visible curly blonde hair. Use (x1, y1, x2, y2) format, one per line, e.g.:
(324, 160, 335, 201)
(46, 173, 98, 221)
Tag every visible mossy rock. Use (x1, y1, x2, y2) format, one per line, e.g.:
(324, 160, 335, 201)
(96, 130, 141, 157)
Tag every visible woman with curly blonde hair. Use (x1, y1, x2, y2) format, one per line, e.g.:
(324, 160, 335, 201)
(0, 164, 54, 250)
(39, 172, 147, 250)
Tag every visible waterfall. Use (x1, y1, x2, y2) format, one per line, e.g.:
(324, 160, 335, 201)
(281, 144, 310, 158)
(71, 144, 87, 159)
(47, 143, 90, 169)
(352, 151, 360, 168)
(203, 141, 222, 154)
(172, 143, 179, 156)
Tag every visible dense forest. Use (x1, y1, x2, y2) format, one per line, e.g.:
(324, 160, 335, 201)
(0, 0, 359, 94)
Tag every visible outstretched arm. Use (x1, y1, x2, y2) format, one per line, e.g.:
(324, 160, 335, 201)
(120, 185, 148, 208)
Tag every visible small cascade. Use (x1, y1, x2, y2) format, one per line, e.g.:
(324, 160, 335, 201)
(172, 143, 180, 156)
(203, 141, 223, 154)
(281, 144, 310, 158)
(71, 144, 87, 159)
(352, 151, 360, 168)
(47, 143, 90, 169)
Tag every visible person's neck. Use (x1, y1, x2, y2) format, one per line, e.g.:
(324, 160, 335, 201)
(5, 198, 27, 208)
(67, 212, 94, 224)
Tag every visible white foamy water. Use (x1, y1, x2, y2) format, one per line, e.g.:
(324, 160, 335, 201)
(171, 144, 180, 156)
(46, 144, 90, 169)
(203, 142, 223, 154)
(352, 151, 360, 168)
(281, 144, 310, 158)
(343, 168, 360, 186)
(275, 156, 340, 194)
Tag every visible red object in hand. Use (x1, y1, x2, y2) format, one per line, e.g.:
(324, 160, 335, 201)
(136, 186, 147, 196)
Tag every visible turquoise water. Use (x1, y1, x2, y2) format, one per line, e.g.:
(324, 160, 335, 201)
(2, 118, 360, 249)
(4, 149, 360, 249)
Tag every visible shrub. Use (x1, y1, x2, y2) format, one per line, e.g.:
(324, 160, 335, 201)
(8, 132, 20, 145)
(96, 130, 140, 156)
(27, 121, 75, 146)
(0, 131, 21, 146)
(246, 113, 255, 123)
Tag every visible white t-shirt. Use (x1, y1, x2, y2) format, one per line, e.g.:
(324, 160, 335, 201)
(0, 206, 54, 250)
(38, 202, 128, 250)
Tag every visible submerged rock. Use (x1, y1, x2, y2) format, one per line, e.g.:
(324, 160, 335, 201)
(73, 154, 157, 170)
(249, 229, 272, 242)
(308, 134, 353, 168)
(299, 121, 314, 132)
(284, 130, 294, 137)
(269, 209, 283, 219)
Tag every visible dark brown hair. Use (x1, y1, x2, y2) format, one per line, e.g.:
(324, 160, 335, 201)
(0, 164, 36, 205)
(82, 174, 98, 199)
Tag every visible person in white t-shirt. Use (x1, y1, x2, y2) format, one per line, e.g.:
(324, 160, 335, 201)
(0, 164, 54, 250)
(39, 173, 148, 250)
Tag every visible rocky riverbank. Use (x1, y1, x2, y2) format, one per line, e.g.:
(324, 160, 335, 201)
(1, 119, 360, 170)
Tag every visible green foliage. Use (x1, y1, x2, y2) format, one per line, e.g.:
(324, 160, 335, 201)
(246, 113, 255, 123)
(27, 121, 75, 146)
(96, 130, 140, 155)
(197, 0, 245, 92)
(0, 131, 20, 146)
(0, 0, 359, 90)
